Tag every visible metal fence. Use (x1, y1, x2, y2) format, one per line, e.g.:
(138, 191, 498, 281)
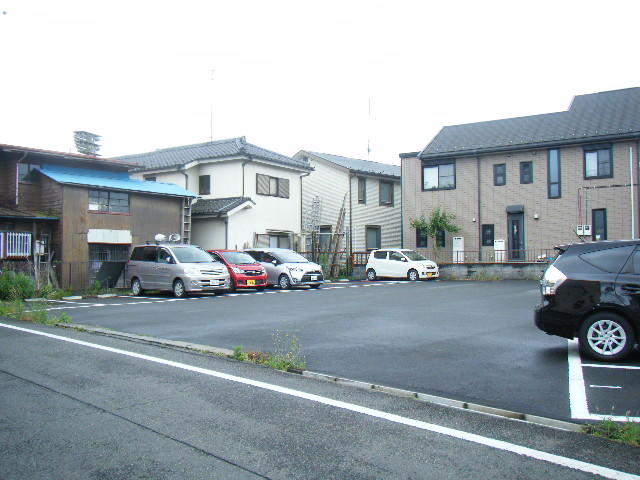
(350, 249, 556, 266)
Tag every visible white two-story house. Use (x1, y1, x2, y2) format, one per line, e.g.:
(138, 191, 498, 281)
(294, 151, 401, 252)
(120, 137, 313, 250)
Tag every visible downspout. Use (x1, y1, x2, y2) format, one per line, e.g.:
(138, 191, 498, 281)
(637, 139, 640, 239)
(242, 157, 253, 197)
(399, 164, 403, 248)
(300, 171, 311, 250)
(630, 145, 635, 239)
(224, 217, 229, 249)
(476, 156, 482, 261)
(179, 165, 189, 190)
(15, 151, 28, 205)
(349, 172, 354, 255)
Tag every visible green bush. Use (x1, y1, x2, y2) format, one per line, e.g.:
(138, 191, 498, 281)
(0, 271, 35, 300)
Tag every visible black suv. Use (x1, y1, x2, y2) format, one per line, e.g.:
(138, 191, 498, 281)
(535, 240, 639, 361)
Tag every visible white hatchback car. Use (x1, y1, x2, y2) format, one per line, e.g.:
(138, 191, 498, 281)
(365, 249, 439, 281)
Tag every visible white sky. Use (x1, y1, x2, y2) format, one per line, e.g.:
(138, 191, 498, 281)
(1, 0, 638, 165)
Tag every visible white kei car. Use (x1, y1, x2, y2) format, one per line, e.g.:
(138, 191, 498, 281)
(365, 249, 439, 281)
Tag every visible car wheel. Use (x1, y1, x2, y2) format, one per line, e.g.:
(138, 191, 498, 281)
(278, 274, 291, 290)
(579, 312, 635, 361)
(131, 277, 143, 296)
(407, 269, 419, 281)
(366, 269, 377, 281)
(173, 279, 187, 298)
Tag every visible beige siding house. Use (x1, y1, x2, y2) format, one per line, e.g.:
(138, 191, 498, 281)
(401, 88, 640, 261)
(294, 151, 401, 253)
(121, 137, 312, 251)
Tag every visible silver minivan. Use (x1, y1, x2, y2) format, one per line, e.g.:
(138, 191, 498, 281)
(127, 244, 230, 297)
(244, 248, 324, 289)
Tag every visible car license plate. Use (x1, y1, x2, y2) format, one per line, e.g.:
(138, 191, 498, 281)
(427, 273, 434, 277)
(247, 279, 256, 286)
(310, 275, 318, 281)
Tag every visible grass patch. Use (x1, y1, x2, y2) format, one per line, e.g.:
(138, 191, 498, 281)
(583, 418, 640, 446)
(0, 300, 71, 325)
(231, 331, 306, 372)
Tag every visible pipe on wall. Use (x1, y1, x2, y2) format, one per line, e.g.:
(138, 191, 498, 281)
(476, 156, 482, 261)
(242, 157, 253, 197)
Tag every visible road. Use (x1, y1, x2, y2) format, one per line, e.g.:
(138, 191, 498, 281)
(1, 319, 639, 480)
(34, 280, 640, 422)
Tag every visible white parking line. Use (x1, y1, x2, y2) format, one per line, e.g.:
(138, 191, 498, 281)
(1, 322, 637, 480)
(583, 364, 640, 371)
(590, 385, 622, 389)
(567, 339, 640, 421)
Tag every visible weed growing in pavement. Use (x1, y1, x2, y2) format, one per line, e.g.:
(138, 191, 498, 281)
(232, 346, 247, 361)
(0, 300, 71, 325)
(0, 271, 35, 300)
(228, 332, 306, 372)
(583, 416, 640, 446)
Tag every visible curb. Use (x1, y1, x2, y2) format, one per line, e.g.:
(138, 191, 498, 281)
(302, 371, 582, 432)
(57, 323, 582, 433)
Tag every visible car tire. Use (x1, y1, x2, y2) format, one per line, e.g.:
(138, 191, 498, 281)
(407, 269, 419, 281)
(578, 312, 635, 361)
(173, 279, 187, 298)
(366, 269, 377, 281)
(278, 274, 292, 290)
(131, 277, 143, 296)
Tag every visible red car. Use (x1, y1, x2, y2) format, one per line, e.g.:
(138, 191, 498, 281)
(208, 249, 268, 291)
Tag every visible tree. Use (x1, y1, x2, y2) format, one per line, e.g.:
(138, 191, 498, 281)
(410, 207, 460, 249)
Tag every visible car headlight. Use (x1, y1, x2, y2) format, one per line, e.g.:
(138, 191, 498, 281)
(541, 265, 566, 295)
(231, 267, 243, 274)
(185, 266, 200, 275)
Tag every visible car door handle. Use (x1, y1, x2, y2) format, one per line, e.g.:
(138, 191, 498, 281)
(621, 284, 640, 294)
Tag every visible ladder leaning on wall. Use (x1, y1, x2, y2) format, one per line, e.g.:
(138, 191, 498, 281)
(182, 198, 192, 244)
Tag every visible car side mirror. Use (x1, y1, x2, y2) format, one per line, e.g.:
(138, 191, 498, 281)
(401, 257, 407, 262)
(271, 260, 278, 265)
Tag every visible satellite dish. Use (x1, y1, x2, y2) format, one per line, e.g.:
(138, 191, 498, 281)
(154, 234, 166, 242)
(168, 233, 181, 242)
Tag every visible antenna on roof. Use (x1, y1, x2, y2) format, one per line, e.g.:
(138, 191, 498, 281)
(74, 131, 101, 156)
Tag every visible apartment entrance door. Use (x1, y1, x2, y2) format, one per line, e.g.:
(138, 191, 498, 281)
(507, 211, 524, 261)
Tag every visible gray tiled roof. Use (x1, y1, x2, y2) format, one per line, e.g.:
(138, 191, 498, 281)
(309, 152, 400, 178)
(419, 88, 640, 158)
(117, 137, 311, 172)
(191, 197, 254, 216)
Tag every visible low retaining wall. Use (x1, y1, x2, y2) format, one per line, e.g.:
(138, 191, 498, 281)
(351, 262, 547, 281)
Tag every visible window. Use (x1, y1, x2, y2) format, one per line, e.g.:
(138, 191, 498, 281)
(379, 180, 393, 206)
(481, 224, 494, 247)
(416, 229, 428, 248)
(584, 145, 612, 179)
(319, 225, 332, 251)
(389, 251, 405, 262)
(520, 161, 533, 184)
(199, 175, 211, 195)
(18, 163, 41, 182)
(436, 230, 445, 248)
(366, 226, 381, 250)
(144, 176, 156, 182)
(269, 234, 291, 248)
(625, 249, 640, 274)
(422, 160, 455, 190)
(373, 250, 387, 259)
(548, 149, 561, 198)
(88, 190, 129, 213)
(592, 208, 607, 241)
(256, 174, 290, 198)
(494, 164, 506, 186)
(358, 177, 366, 204)
(580, 245, 634, 273)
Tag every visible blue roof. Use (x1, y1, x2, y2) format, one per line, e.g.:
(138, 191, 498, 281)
(38, 165, 197, 198)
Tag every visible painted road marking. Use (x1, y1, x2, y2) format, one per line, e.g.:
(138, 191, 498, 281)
(567, 339, 640, 422)
(1, 322, 638, 480)
(582, 364, 640, 371)
(590, 385, 622, 389)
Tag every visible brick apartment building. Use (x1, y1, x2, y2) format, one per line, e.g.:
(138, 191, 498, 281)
(400, 88, 640, 261)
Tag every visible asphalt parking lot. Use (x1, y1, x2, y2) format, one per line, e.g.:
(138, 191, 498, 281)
(38, 280, 640, 423)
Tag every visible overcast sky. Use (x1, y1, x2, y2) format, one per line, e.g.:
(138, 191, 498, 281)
(1, 0, 638, 165)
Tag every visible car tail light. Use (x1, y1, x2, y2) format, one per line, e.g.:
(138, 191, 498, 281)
(541, 265, 566, 295)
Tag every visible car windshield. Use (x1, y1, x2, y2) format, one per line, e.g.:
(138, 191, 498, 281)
(273, 250, 309, 263)
(403, 250, 427, 261)
(220, 251, 257, 264)
(171, 246, 215, 263)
